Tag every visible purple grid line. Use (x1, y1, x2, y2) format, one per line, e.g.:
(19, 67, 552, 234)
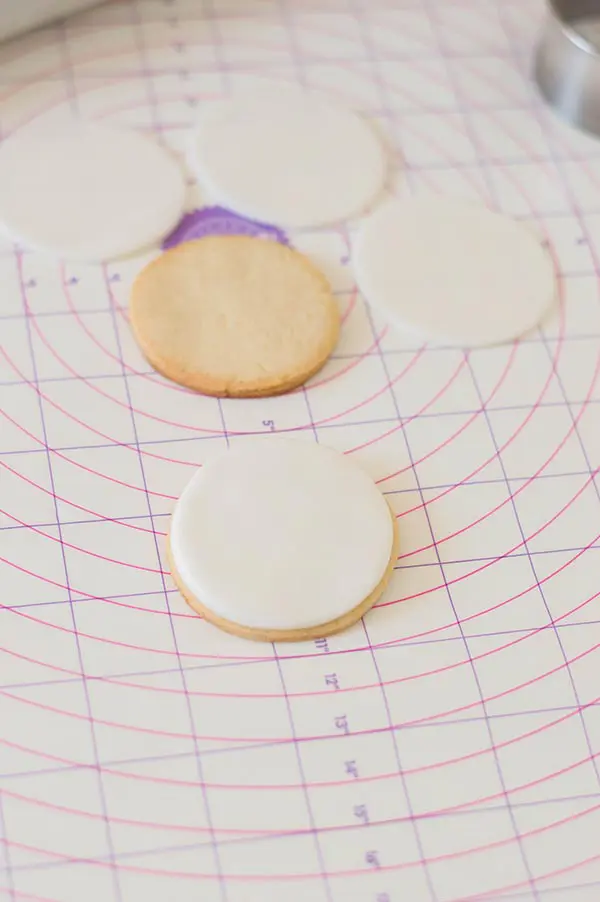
(4, 401, 600, 452)
(3, 327, 600, 374)
(2, 786, 598, 876)
(3, 697, 600, 786)
(116, 1, 229, 894)
(0, 51, 556, 82)
(465, 348, 577, 887)
(0, 791, 15, 900)
(499, 886, 600, 901)
(199, 0, 233, 456)
(412, 1, 542, 894)
(272, 651, 334, 901)
(345, 2, 439, 897)
(5, 470, 600, 532)
(5, 647, 600, 701)
(1, 802, 600, 887)
(2, 532, 598, 663)
(3, 793, 600, 891)
(0, 115, 17, 898)
(2, 526, 599, 682)
(265, 4, 334, 896)
(20, 21, 124, 902)
(364, 249, 527, 889)
(434, 24, 599, 902)
(0, 767, 597, 868)
(2, 614, 600, 673)
(3, 325, 600, 357)
(275, 0, 322, 444)
(17, 251, 123, 901)
(495, 0, 600, 810)
(481, 0, 600, 724)
(425, 6, 555, 896)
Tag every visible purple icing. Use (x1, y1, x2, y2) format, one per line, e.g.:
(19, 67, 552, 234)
(162, 206, 290, 250)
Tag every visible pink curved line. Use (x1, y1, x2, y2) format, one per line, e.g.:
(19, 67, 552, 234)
(1, 619, 598, 746)
(0, 791, 599, 881)
(0, 457, 160, 536)
(0, 507, 167, 575)
(3, 720, 600, 839)
(1, 522, 598, 700)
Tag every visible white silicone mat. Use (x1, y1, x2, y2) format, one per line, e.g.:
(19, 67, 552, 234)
(1, 1, 600, 900)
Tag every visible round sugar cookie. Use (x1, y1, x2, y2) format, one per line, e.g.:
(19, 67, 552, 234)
(353, 197, 556, 348)
(168, 438, 398, 642)
(130, 235, 340, 398)
(0, 120, 186, 262)
(188, 81, 388, 228)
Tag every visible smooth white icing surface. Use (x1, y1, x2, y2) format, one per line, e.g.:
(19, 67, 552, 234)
(170, 438, 395, 632)
(0, 120, 186, 262)
(353, 196, 556, 347)
(188, 82, 388, 229)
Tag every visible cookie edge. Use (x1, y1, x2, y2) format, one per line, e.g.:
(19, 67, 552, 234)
(167, 501, 399, 643)
(129, 235, 341, 398)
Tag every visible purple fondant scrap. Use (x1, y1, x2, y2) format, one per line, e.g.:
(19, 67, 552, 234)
(162, 206, 290, 250)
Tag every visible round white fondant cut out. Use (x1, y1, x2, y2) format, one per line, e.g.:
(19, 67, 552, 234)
(0, 120, 187, 262)
(170, 438, 395, 632)
(353, 196, 556, 347)
(188, 82, 388, 229)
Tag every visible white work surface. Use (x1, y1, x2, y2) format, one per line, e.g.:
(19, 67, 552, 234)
(1, 1, 600, 900)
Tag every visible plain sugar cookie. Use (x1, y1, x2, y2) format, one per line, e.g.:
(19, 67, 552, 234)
(353, 196, 556, 348)
(188, 81, 388, 229)
(130, 235, 340, 397)
(0, 119, 186, 262)
(168, 438, 398, 642)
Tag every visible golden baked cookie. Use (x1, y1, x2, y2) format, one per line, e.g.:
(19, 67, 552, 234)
(129, 235, 340, 397)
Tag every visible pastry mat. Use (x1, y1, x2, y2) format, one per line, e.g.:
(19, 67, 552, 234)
(1, 1, 600, 900)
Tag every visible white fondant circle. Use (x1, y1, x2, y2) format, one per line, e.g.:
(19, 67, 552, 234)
(0, 120, 186, 262)
(188, 82, 388, 229)
(170, 438, 395, 632)
(353, 196, 556, 347)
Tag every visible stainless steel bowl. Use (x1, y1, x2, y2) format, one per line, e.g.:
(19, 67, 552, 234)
(535, 0, 600, 135)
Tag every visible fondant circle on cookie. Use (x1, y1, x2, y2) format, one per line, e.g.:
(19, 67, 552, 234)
(0, 119, 186, 262)
(188, 82, 388, 228)
(169, 439, 397, 639)
(129, 235, 340, 398)
(353, 197, 556, 348)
